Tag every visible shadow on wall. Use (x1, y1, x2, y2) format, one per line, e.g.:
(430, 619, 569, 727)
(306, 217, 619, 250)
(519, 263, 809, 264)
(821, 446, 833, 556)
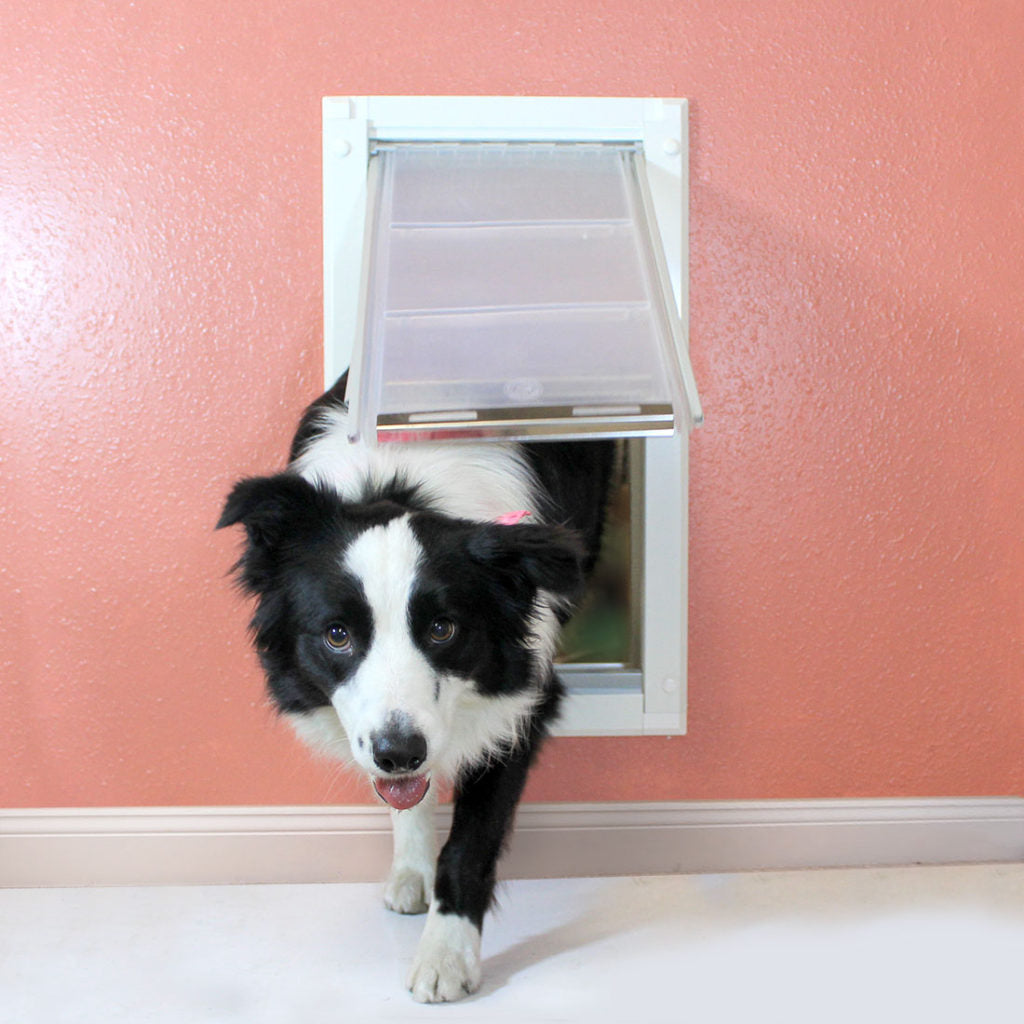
(549, 170, 1024, 801)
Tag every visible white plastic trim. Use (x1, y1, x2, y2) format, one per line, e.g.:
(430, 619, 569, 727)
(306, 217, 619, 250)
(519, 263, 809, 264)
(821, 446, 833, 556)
(351, 95, 681, 143)
(4, 799, 1021, 887)
(639, 432, 688, 732)
(557, 685, 645, 737)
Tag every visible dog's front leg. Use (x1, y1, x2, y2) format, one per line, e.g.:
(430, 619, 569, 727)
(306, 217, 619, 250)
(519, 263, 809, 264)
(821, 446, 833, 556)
(384, 784, 437, 915)
(407, 747, 531, 1003)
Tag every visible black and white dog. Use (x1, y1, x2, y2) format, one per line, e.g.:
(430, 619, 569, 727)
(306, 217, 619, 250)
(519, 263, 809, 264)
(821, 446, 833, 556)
(218, 374, 613, 1002)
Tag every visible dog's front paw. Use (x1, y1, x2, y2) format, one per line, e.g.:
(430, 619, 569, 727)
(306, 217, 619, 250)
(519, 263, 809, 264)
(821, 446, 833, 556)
(384, 867, 431, 915)
(408, 947, 481, 1003)
(407, 909, 482, 1003)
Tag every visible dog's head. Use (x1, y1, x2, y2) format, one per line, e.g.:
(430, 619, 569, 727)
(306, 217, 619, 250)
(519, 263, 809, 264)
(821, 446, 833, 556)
(217, 472, 583, 805)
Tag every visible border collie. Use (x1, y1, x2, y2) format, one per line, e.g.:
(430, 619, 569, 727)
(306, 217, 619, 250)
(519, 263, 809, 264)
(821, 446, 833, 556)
(218, 374, 613, 1002)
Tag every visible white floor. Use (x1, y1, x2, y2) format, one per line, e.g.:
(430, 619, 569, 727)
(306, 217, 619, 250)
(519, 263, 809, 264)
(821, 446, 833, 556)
(2, 865, 1022, 1023)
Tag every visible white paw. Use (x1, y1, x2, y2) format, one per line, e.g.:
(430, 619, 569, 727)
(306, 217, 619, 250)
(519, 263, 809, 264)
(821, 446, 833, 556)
(407, 910, 482, 1003)
(384, 795, 436, 916)
(384, 867, 431, 915)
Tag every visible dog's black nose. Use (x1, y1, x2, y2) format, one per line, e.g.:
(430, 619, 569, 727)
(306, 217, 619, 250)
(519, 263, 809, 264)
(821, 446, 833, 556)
(371, 726, 427, 774)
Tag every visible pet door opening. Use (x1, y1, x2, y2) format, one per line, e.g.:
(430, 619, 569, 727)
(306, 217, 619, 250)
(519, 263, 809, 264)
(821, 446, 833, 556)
(557, 439, 640, 669)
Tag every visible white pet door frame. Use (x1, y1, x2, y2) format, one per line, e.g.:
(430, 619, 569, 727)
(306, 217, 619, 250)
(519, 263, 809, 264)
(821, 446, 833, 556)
(322, 96, 700, 735)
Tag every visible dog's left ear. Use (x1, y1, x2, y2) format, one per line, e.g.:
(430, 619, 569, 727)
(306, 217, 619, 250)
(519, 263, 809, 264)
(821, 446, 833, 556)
(467, 523, 587, 607)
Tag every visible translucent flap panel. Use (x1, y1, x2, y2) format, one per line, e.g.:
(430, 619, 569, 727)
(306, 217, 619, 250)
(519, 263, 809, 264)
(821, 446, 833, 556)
(355, 143, 692, 443)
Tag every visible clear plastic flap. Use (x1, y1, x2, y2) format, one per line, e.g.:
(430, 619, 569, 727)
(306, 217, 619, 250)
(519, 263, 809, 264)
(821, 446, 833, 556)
(354, 142, 693, 443)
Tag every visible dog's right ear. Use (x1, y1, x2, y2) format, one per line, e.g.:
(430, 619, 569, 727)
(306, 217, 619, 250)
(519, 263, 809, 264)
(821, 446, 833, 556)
(223, 472, 348, 587)
(216, 473, 321, 549)
(218, 473, 332, 594)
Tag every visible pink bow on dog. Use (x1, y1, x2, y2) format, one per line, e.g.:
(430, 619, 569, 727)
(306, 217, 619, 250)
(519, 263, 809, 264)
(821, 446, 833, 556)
(494, 510, 532, 526)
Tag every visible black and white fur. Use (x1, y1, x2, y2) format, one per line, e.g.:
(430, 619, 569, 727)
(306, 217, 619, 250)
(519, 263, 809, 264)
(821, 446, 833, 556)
(218, 375, 613, 1002)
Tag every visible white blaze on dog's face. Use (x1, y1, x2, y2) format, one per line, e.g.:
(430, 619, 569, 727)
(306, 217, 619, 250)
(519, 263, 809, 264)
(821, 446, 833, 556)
(312, 513, 569, 805)
(333, 517, 456, 803)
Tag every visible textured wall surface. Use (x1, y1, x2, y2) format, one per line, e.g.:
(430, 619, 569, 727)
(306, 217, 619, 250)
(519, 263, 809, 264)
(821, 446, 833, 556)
(2, 1, 1021, 807)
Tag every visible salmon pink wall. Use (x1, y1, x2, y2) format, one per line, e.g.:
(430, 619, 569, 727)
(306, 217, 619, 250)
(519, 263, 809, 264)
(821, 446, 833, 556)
(2, 1, 1021, 808)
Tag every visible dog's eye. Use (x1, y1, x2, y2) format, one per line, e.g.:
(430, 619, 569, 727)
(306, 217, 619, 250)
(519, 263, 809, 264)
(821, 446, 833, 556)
(427, 618, 457, 645)
(323, 623, 352, 652)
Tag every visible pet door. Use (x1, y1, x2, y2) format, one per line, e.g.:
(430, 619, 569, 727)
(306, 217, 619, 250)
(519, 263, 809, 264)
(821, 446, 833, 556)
(323, 97, 700, 735)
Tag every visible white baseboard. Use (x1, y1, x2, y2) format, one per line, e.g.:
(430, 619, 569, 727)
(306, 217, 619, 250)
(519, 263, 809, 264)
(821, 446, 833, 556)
(2, 798, 1021, 888)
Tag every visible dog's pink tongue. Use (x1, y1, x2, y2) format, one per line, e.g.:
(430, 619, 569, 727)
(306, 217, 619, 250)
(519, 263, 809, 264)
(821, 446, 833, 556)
(373, 775, 430, 811)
